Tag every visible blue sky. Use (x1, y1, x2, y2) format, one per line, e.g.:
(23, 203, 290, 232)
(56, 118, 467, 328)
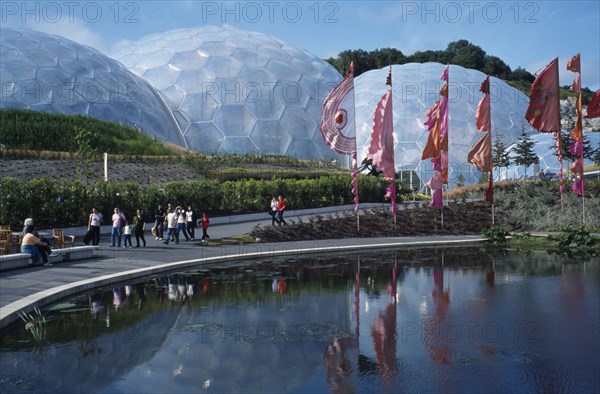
(2, 0, 599, 90)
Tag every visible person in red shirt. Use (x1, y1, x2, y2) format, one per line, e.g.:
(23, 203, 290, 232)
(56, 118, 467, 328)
(276, 195, 287, 225)
(200, 212, 210, 240)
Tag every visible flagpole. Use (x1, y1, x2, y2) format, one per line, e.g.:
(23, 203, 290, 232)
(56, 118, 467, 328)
(555, 58, 564, 213)
(443, 64, 449, 228)
(579, 64, 585, 226)
(489, 83, 495, 226)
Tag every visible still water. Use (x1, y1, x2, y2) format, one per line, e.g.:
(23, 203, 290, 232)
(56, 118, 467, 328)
(1, 247, 599, 394)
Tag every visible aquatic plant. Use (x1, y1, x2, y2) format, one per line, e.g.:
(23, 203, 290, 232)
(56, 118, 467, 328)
(17, 307, 46, 344)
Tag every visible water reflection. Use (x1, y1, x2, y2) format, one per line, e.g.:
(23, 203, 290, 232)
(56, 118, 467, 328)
(0, 247, 598, 393)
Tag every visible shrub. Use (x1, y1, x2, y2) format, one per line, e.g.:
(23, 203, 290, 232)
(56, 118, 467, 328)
(481, 226, 510, 244)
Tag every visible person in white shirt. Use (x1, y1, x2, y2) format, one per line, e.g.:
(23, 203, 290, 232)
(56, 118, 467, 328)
(163, 208, 179, 245)
(176, 206, 190, 241)
(186, 205, 195, 240)
(123, 222, 132, 248)
(87, 207, 103, 245)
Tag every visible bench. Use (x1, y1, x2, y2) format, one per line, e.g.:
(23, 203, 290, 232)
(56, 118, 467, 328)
(0, 246, 99, 272)
(0, 253, 33, 271)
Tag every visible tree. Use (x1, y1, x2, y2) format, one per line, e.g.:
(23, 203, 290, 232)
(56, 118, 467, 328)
(512, 127, 539, 178)
(482, 56, 511, 80)
(509, 67, 535, 83)
(372, 48, 406, 68)
(446, 40, 486, 70)
(492, 134, 511, 169)
(592, 145, 600, 167)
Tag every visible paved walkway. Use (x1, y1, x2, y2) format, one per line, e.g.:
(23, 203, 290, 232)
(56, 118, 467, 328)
(0, 206, 485, 329)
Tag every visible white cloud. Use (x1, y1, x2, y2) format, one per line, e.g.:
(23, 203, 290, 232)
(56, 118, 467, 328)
(18, 19, 108, 53)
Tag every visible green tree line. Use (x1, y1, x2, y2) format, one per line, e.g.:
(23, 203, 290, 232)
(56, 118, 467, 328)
(326, 39, 595, 102)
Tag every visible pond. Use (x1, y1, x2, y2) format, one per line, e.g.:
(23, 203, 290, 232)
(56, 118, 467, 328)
(0, 247, 598, 393)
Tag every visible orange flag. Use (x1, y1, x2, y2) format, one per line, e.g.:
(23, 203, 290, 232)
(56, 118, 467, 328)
(525, 58, 560, 133)
(467, 131, 492, 172)
(421, 101, 442, 160)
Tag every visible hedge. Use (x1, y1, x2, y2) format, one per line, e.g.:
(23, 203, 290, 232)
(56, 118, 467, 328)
(0, 175, 395, 228)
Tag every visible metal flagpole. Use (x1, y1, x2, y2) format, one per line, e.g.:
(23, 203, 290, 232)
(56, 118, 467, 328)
(579, 66, 585, 226)
(555, 60, 564, 213)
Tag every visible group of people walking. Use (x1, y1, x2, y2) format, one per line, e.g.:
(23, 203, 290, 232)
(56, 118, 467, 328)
(151, 204, 210, 245)
(83, 204, 211, 248)
(24, 194, 288, 261)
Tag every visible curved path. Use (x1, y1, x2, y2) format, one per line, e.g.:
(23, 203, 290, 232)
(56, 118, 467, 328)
(0, 206, 485, 329)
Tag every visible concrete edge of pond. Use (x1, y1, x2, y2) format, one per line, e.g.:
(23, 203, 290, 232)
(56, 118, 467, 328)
(0, 236, 486, 330)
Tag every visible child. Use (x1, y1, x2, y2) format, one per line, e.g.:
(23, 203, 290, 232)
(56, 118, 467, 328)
(200, 212, 210, 241)
(123, 221, 132, 248)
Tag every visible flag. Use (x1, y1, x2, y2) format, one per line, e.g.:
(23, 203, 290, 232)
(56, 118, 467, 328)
(566, 53, 580, 72)
(585, 89, 600, 118)
(572, 177, 584, 196)
(467, 131, 492, 172)
(421, 101, 442, 160)
(368, 67, 397, 219)
(570, 75, 581, 93)
(368, 89, 395, 178)
(427, 172, 443, 208)
(441, 64, 449, 81)
(320, 71, 356, 154)
(570, 157, 583, 174)
(476, 94, 491, 132)
(470, 76, 494, 204)
(480, 75, 490, 94)
(525, 58, 560, 133)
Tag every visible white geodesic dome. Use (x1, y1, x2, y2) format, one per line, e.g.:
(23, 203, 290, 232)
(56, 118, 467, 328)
(0, 28, 184, 146)
(354, 63, 533, 187)
(110, 25, 343, 161)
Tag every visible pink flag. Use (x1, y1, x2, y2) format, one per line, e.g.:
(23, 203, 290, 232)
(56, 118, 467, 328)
(320, 72, 356, 154)
(368, 90, 395, 179)
(441, 64, 449, 82)
(572, 177, 584, 196)
(570, 75, 581, 93)
(427, 172, 443, 208)
(525, 58, 560, 133)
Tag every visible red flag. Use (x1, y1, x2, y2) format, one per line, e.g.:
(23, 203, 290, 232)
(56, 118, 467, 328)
(480, 75, 490, 94)
(467, 131, 492, 172)
(368, 89, 395, 179)
(525, 58, 560, 132)
(585, 89, 600, 118)
(566, 53, 580, 73)
(320, 71, 356, 154)
(476, 94, 491, 132)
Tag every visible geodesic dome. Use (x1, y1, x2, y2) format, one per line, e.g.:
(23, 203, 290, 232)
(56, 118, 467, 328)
(354, 63, 533, 187)
(0, 28, 184, 146)
(109, 25, 343, 161)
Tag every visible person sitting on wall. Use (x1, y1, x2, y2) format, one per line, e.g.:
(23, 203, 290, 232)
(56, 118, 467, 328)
(21, 225, 54, 267)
